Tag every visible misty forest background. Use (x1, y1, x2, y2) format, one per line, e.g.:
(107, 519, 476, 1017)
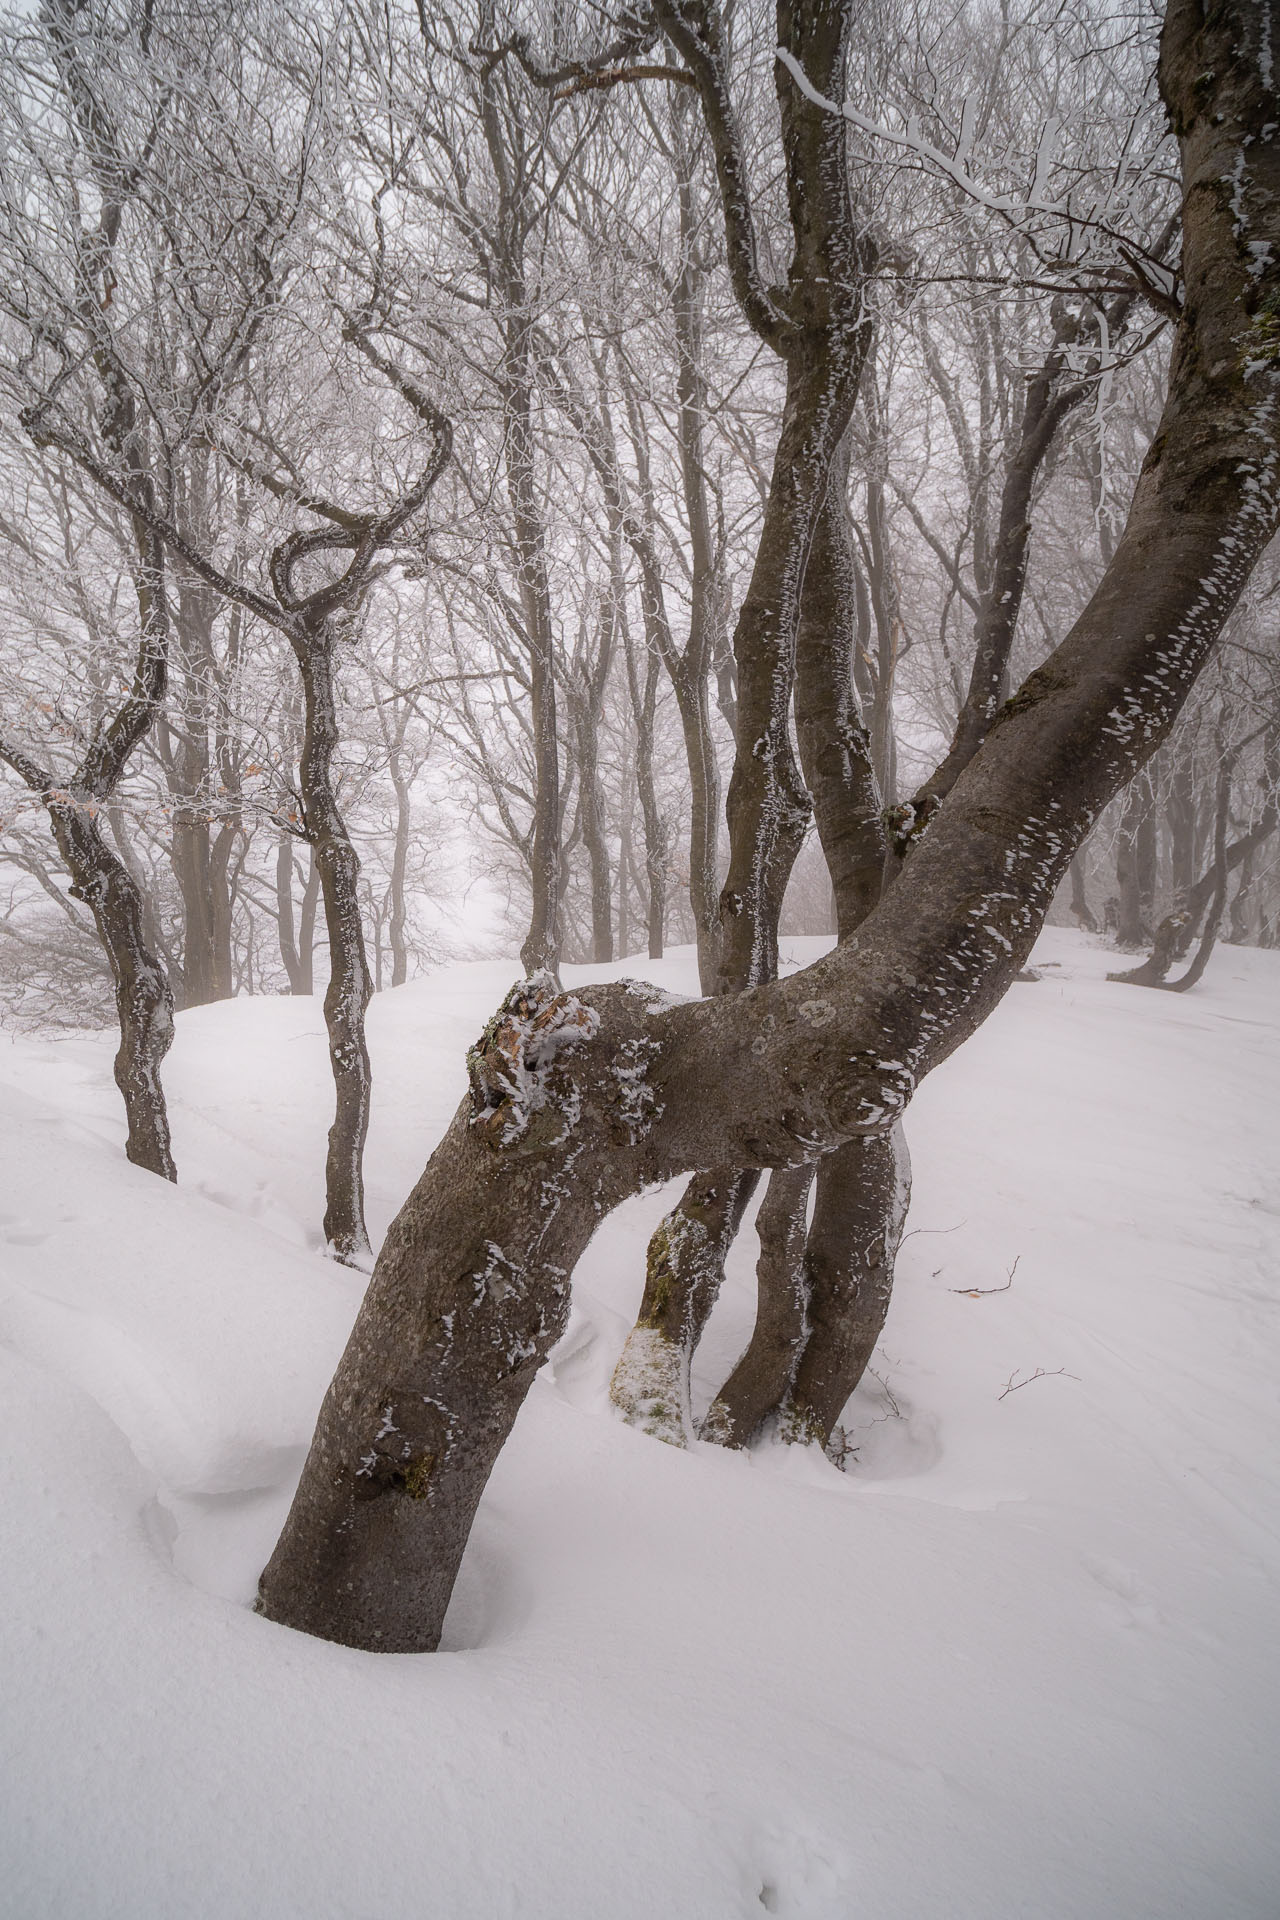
(1, 0, 1276, 1041)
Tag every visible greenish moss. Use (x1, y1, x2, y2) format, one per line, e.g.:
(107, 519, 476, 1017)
(400, 1453, 436, 1500)
(1244, 293, 1280, 370)
(638, 1222, 675, 1327)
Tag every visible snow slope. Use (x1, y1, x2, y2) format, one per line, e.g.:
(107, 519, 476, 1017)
(0, 928, 1277, 1919)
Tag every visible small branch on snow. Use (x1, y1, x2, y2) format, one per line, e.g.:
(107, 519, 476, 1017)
(998, 1363, 1079, 1401)
(901, 1217, 966, 1244)
(951, 1254, 1020, 1297)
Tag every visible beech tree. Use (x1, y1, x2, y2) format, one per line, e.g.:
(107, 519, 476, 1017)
(252, 0, 1280, 1651)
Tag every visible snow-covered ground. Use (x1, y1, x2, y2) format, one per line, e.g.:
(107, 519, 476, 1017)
(1, 927, 1277, 1919)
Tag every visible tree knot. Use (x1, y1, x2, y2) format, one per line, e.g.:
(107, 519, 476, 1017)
(467, 973, 601, 1149)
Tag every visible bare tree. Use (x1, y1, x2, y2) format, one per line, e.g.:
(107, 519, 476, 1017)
(255, 0, 1280, 1651)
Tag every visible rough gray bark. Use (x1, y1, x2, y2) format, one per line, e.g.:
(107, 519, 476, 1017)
(469, 50, 563, 978)
(258, 0, 1280, 1652)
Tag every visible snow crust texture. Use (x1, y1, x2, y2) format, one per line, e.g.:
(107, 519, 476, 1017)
(1, 930, 1278, 1918)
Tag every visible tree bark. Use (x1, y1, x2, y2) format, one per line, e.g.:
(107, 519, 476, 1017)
(50, 797, 176, 1178)
(293, 624, 374, 1265)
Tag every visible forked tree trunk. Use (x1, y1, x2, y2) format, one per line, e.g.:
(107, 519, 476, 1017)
(610, 0, 879, 1445)
(706, 430, 908, 1453)
(258, 0, 1280, 1653)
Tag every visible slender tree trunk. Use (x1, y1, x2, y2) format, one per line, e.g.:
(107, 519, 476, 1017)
(672, 666, 722, 990)
(388, 769, 412, 988)
(276, 833, 307, 994)
(298, 851, 319, 995)
(1, 528, 176, 1175)
(702, 1163, 814, 1442)
(294, 624, 374, 1264)
(51, 799, 176, 1178)
(1227, 845, 1255, 944)
(608, 1166, 761, 1444)
(209, 820, 237, 1000)
(1069, 853, 1099, 933)
(623, 633, 665, 963)
(1113, 730, 1278, 986)
(575, 696, 613, 965)
(1159, 749, 1233, 992)
(614, 0, 879, 1437)
(1115, 776, 1156, 948)
(709, 433, 911, 1453)
(172, 807, 215, 1008)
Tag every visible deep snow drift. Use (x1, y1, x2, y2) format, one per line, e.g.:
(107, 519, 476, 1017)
(0, 928, 1277, 1919)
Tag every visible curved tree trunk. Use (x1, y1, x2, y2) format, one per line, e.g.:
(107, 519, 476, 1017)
(294, 625, 374, 1265)
(51, 800, 176, 1179)
(1, 528, 176, 1178)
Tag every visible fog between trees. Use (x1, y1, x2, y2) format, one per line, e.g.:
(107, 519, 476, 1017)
(0, 0, 1276, 1650)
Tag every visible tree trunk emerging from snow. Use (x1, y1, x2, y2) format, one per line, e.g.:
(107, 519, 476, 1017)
(291, 620, 376, 1264)
(610, 0, 879, 1442)
(34, 327, 452, 1257)
(258, 0, 1280, 1651)
(0, 529, 176, 1180)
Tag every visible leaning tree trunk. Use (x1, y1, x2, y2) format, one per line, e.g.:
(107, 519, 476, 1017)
(294, 624, 374, 1265)
(51, 798, 176, 1178)
(257, 0, 1280, 1654)
(0, 526, 176, 1178)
